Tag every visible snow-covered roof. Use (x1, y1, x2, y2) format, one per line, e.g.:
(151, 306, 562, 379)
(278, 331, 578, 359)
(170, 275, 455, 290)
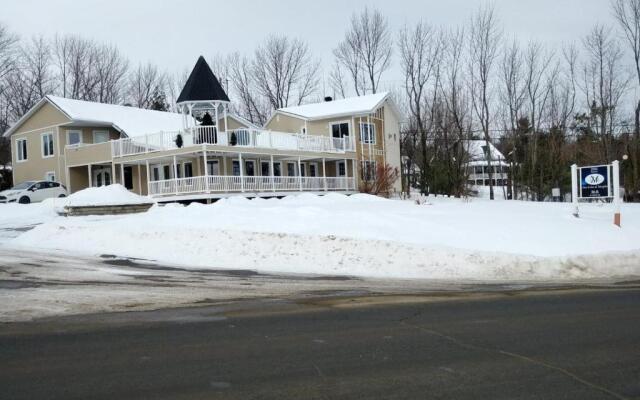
(465, 140, 506, 162)
(4, 95, 187, 138)
(47, 96, 185, 138)
(274, 92, 391, 121)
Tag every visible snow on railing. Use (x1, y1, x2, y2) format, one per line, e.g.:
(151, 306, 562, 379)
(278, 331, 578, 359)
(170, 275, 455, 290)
(112, 126, 355, 157)
(147, 176, 357, 197)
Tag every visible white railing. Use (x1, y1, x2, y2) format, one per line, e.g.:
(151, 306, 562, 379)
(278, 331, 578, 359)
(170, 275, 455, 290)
(148, 175, 357, 197)
(112, 126, 356, 157)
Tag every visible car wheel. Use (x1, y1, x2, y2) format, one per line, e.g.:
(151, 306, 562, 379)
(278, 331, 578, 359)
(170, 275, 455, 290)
(58, 194, 66, 198)
(18, 196, 31, 204)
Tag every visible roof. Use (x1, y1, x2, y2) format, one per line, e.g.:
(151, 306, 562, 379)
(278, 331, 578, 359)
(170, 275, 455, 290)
(4, 96, 186, 138)
(274, 92, 392, 121)
(225, 113, 261, 130)
(465, 140, 506, 162)
(177, 56, 230, 104)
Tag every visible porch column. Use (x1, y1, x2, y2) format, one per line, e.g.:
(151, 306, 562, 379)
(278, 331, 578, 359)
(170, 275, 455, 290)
(223, 154, 228, 175)
(111, 162, 116, 185)
(322, 158, 327, 192)
(87, 165, 92, 188)
(215, 105, 220, 140)
(344, 157, 348, 190)
(120, 163, 125, 188)
(145, 160, 150, 196)
(204, 150, 210, 193)
(137, 164, 142, 195)
(298, 156, 303, 191)
(224, 104, 229, 134)
(173, 155, 178, 195)
(239, 152, 244, 192)
(270, 155, 276, 192)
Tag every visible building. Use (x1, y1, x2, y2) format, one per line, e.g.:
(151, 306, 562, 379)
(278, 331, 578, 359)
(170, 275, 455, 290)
(465, 140, 510, 187)
(4, 56, 402, 202)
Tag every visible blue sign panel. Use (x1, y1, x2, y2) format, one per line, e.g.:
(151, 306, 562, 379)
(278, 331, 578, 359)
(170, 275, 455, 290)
(580, 165, 610, 198)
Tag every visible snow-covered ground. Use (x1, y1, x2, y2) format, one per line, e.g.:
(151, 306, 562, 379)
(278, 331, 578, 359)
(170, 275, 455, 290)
(3, 189, 639, 281)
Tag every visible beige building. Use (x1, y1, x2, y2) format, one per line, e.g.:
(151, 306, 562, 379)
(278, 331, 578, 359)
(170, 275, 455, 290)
(4, 57, 402, 202)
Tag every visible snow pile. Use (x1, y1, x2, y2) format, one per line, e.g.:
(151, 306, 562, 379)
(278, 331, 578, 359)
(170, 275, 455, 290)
(8, 193, 640, 281)
(63, 184, 153, 207)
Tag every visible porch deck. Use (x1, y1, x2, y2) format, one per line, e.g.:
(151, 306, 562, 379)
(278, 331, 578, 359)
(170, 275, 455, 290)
(148, 175, 358, 199)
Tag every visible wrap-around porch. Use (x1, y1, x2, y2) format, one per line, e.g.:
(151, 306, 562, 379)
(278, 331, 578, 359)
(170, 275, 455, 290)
(114, 148, 358, 201)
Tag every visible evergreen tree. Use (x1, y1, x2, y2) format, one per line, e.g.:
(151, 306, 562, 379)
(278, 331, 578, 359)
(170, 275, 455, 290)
(149, 88, 169, 111)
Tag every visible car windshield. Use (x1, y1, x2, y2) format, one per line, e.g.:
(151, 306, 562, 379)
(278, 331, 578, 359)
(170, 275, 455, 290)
(12, 181, 36, 190)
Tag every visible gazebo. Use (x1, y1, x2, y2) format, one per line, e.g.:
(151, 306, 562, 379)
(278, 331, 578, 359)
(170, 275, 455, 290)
(176, 56, 231, 144)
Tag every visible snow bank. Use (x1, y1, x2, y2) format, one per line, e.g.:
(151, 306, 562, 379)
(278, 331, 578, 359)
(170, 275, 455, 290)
(9, 193, 640, 281)
(63, 184, 153, 207)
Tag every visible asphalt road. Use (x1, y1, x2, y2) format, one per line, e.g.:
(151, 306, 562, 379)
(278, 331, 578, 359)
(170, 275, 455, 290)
(1, 288, 639, 400)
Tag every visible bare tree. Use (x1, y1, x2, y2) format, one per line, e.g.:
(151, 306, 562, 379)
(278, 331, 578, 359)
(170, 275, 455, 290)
(612, 0, 640, 198)
(580, 25, 629, 163)
(126, 62, 168, 109)
(334, 7, 392, 95)
(469, 5, 502, 200)
(93, 44, 128, 104)
(229, 52, 270, 125)
(328, 60, 348, 99)
(252, 35, 319, 109)
(0, 24, 18, 82)
(398, 21, 443, 193)
(54, 35, 96, 100)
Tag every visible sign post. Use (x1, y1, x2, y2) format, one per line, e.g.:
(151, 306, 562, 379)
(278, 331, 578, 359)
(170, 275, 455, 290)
(571, 161, 621, 227)
(571, 164, 579, 217)
(612, 160, 621, 227)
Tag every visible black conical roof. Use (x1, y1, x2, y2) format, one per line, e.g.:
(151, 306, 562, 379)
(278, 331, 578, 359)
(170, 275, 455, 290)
(177, 56, 230, 103)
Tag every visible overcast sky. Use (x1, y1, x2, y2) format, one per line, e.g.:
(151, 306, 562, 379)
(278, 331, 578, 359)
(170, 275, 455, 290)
(1, 0, 616, 90)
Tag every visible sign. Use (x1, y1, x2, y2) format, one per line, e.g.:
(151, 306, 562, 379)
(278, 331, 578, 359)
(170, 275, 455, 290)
(571, 161, 621, 227)
(579, 165, 610, 198)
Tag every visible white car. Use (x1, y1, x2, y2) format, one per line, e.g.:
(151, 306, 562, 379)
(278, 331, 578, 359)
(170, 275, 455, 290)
(0, 181, 67, 204)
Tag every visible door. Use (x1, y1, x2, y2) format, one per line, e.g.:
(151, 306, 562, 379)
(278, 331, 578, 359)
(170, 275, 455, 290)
(93, 168, 112, 187)
(337, 161, 346, 177)
(207, 160, 220, 176)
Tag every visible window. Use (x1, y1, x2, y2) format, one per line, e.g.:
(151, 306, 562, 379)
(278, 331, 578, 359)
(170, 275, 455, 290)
(300, 163, 306, 177)
(359, 123, 376, 144)
(287, 162, 296, 176)
(176, 164, 182, 179)
(309, 163, 317, 177)
(361, 161, 376, 181)
(331, 122, 350, 138)
(184, 162, 193, 178)
(16, 138, 27, 161)
(67, 130, 82, 146)
(273, 162, 282, 177)
(42, 132, 54, 158)
(45, 171, 56, 182)
(93, 131, 110, 144)
(163, 165, 171, 180)
(152, 167, 160, 181)
(474, 166, 483, 174)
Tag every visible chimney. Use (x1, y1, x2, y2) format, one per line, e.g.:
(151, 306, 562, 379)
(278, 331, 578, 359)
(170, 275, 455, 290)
(324, 96, 333, 102)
